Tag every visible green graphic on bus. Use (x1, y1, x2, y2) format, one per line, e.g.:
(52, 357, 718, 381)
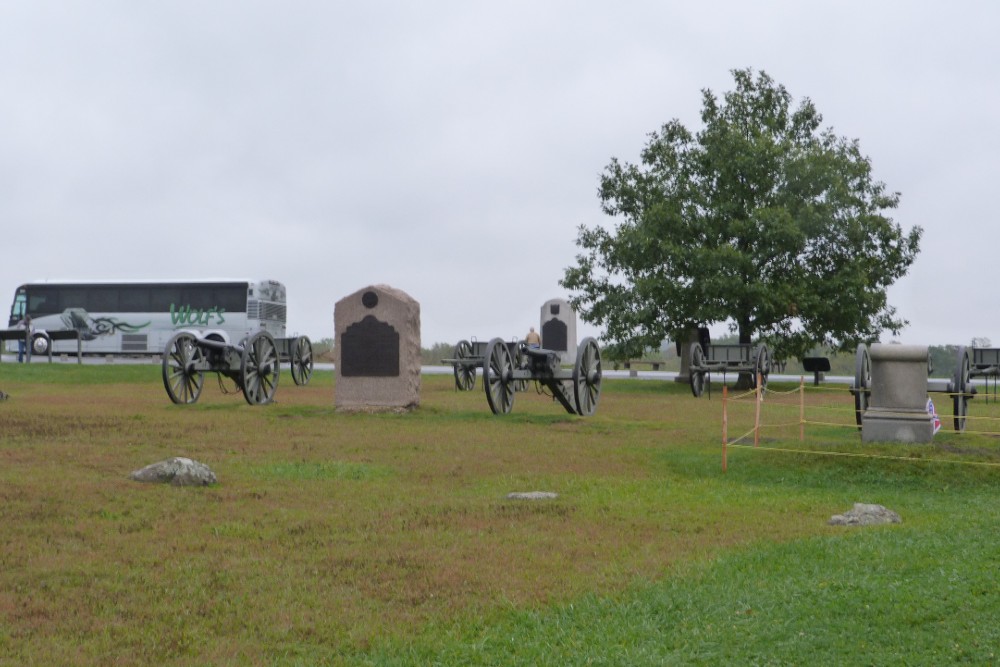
(169, 304, 226, 326)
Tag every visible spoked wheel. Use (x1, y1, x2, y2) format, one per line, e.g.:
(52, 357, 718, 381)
(953, 346, 972, 432)
(573, 337, 602, 416)
(483, 337, 515, 415)
(689, 344, 707, 398)
(852, 344, 871, 429)
(453, 340, 476, 391)
(289, 335, 314, 386)
(753, 344, 770, 392)
(241, 331, 280, 405)
(162, 332, 206, 404)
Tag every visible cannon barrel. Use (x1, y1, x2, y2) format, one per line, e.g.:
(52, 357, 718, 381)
(191, 336, 237, 352)
(522, 345, 560, 376)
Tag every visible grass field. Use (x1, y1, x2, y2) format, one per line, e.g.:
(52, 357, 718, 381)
(1, 362, 999, 665)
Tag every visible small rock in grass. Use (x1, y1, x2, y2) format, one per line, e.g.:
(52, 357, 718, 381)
(130, 457, 217, 486)
(828, 503, 901, 526)
(506, 491, 559, 500)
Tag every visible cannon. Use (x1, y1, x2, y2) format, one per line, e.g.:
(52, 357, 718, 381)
(688, 342, 770, 397)
(479, 337, 602, 416)
(443, 338, 525, 391)
(162, 331, 309, 405)
(851, 344, 976, 432)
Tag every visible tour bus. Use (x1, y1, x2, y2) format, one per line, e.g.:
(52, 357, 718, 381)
(6, 279, 288, 357)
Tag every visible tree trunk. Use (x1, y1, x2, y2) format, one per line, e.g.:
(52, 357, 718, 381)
(673, 327, 701, 384)
(735, 323, 755, 390)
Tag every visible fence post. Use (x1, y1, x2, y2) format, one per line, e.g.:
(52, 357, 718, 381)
(722, 385, 728, 472)
(754, 372, 762, 447)
(800, 376, 805, 442)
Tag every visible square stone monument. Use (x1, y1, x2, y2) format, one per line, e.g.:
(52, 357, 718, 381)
(862, 343, 935, 443)
(334, 285, 420, 411)
(540, 298, 577, 364)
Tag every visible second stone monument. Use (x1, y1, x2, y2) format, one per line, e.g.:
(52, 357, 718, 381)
(540, 298, 577, 364)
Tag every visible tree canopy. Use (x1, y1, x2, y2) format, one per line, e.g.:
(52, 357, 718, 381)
(561, 68, 922, 361)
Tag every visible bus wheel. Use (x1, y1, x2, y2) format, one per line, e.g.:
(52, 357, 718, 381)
(31, 334, 50, 356)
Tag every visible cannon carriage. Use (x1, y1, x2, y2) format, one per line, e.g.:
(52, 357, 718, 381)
(443, 338, 525, 391)
(478, 337, 602, 416)
(161, 331, 312, 405)
(688, 342, 771, 397)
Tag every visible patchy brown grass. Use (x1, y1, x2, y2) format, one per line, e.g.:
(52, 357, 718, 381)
(0, 365, 928, 664)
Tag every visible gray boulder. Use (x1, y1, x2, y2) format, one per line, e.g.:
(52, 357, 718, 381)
(828, 503, 901, 526)
(130, 457, 217, 486)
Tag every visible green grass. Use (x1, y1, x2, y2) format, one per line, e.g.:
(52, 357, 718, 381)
(377, 520, 1000, 666)
(1, 364, 999, 665)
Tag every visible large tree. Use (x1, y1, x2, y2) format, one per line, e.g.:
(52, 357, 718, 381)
(562, 68, 922, 364)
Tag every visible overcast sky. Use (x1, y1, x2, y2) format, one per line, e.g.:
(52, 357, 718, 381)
(2, 2, 997, 349)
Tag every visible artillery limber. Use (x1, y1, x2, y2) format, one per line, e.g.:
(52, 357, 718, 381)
(478, 337, 603, 416)
(443, 338, 525, 391)
(966, 347, 1000, 402)
(161, 331, 312, 405)
(688, 342, 771, 397)
(276, 335, 314, 386)
(850, 343, 976, 432)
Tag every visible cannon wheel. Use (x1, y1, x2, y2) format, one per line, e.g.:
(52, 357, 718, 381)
(483, 337, 515, 415)
(853, 344, 871, 429)
(753, 345, 770, 391)
(241, 331, 280, 405)
(453, 340, 476, 391)
(573, 337, 603, 416)
(162, 332, 206, 404)
(289, 335, 314, 386)
(953, 346, 971, 432)
(689, 344, 707, 398)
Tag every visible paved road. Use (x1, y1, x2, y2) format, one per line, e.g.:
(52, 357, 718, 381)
(1, 354, 860, 385)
